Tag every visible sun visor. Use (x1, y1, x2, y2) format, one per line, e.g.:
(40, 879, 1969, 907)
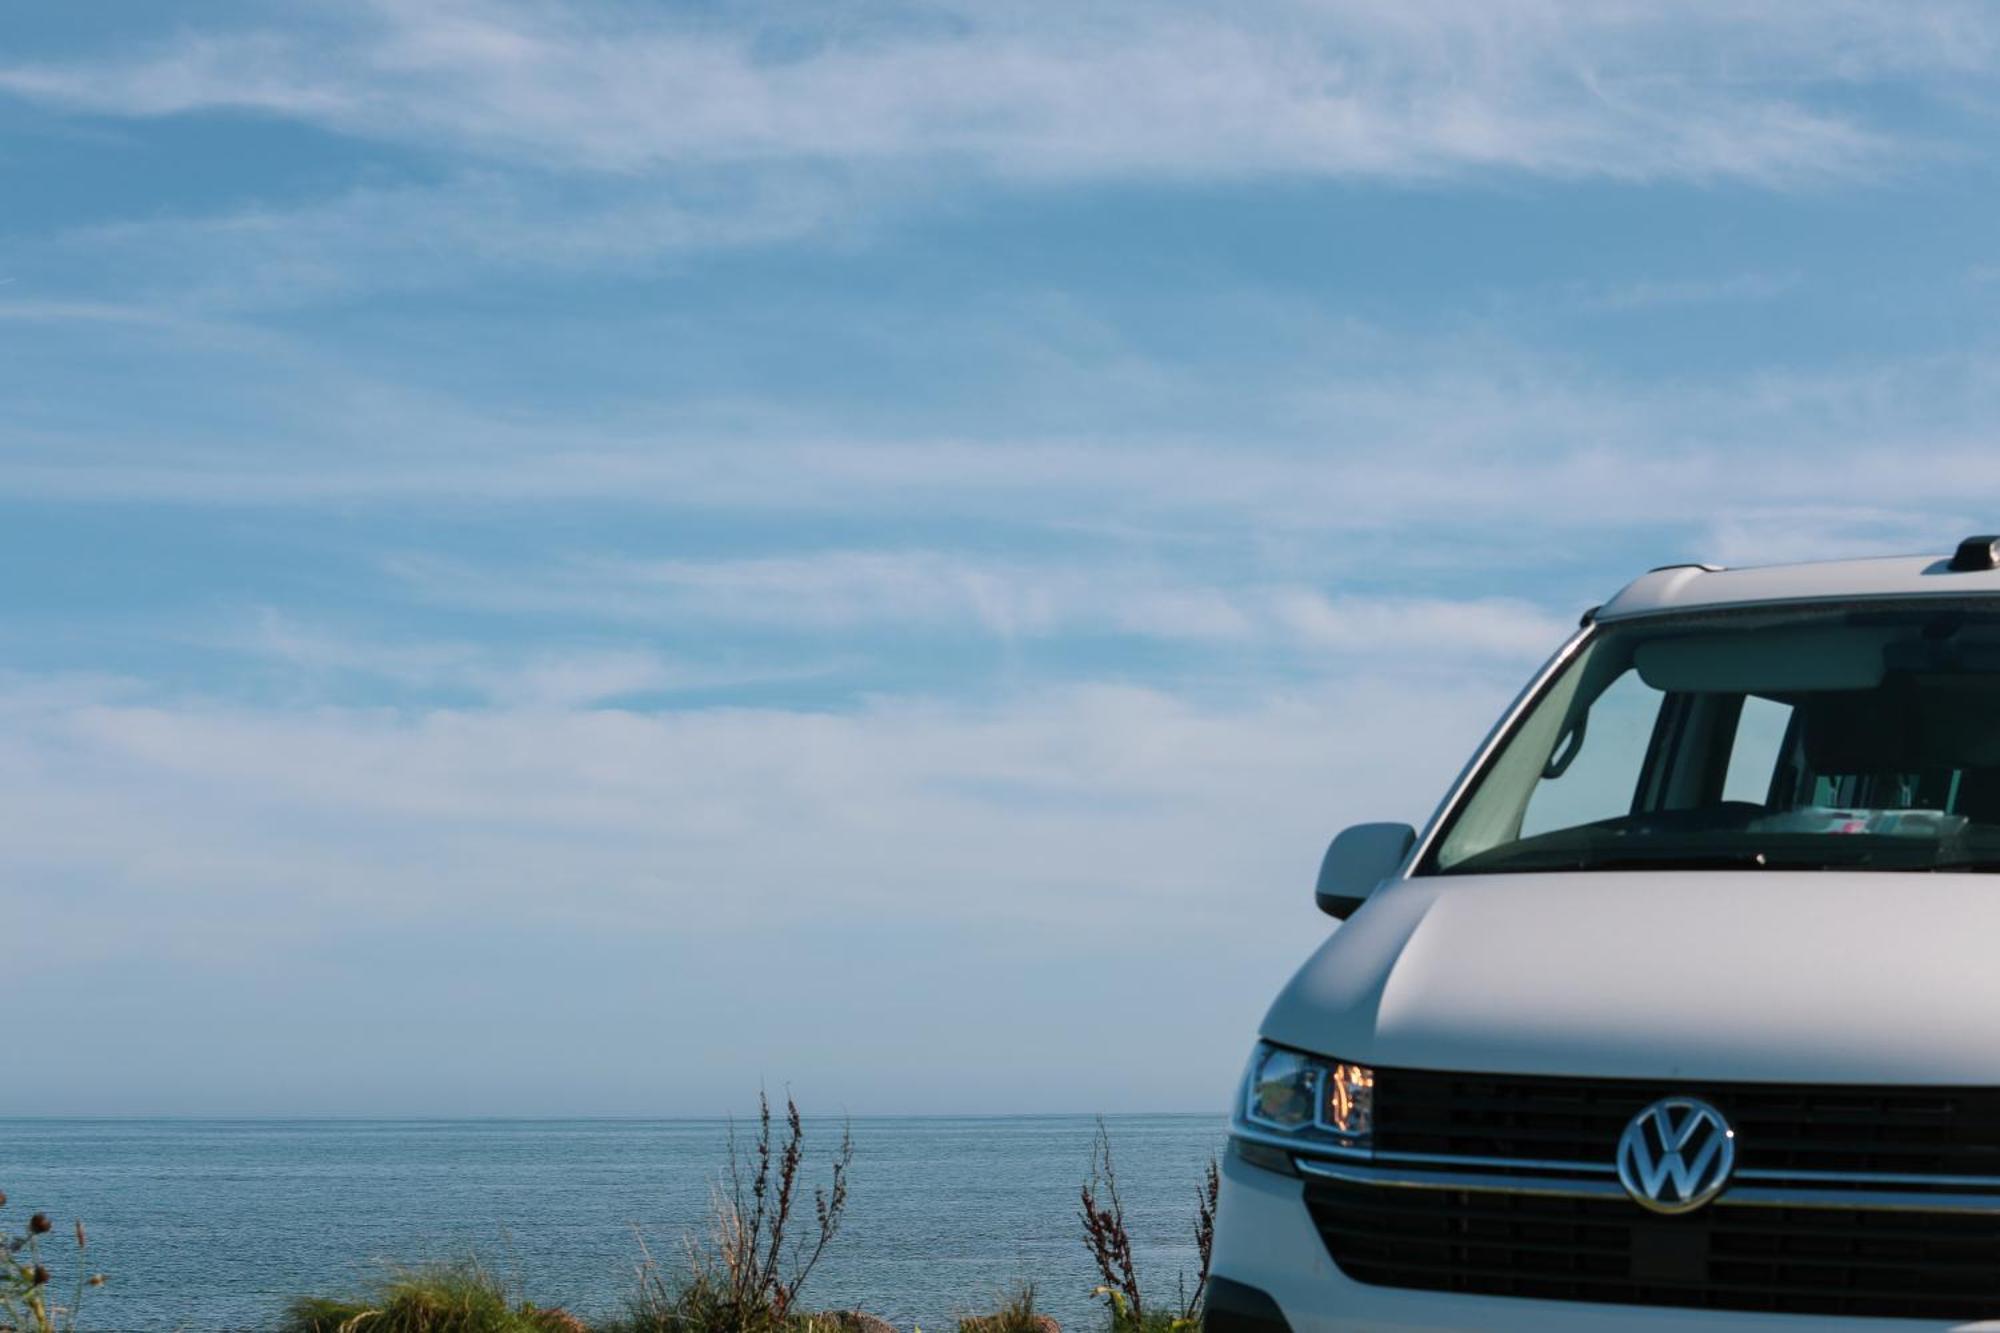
(1634, 627, 1892, 695)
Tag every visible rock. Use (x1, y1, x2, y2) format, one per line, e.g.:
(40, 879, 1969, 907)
(820, 1313, 897, 1333)
(523, 1307, 591, 1333)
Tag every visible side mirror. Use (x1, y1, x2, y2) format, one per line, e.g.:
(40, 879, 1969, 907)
(1315, 822, 1416, 919)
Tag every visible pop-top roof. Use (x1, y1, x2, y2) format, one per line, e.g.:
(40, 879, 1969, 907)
(1597, 539, 2000, 622)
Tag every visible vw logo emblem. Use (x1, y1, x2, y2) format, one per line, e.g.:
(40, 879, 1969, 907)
(1616, 1097, 1736, 1214)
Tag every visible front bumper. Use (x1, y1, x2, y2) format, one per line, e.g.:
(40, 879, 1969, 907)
(1209, 1146, 2000, 1333)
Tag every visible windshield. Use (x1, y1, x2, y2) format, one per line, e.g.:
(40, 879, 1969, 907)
(1422, 604, 2000, 875)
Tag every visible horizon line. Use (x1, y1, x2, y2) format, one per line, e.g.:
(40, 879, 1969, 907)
(0, 1110, 1229, 1123)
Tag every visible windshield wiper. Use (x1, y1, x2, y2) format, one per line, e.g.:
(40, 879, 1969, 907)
(1451, 851, 1786, 875)
(1465, 850, 2000, 875)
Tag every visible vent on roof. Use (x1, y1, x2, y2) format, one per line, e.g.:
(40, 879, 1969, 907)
(1949, 535, 2000, 572)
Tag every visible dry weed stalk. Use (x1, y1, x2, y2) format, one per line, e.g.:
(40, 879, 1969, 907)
(1079, 1125, 1144, 1325)
(1184, 1156, 1218, 1318)
(621, 1090, 853, 1332)
(1078, 1123, 1219, 1331)
(713, 1091, 853, 1321)
(0, 1195, 103, 1333)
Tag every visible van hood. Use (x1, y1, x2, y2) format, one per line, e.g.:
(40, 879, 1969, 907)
(1260, 871, 2000, 1084)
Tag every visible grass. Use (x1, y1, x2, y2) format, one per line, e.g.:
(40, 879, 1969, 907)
(306, 1271, 1067, 1333)
(592, 1267, 883, 1333)
(957, 1285, 1047, 1333)
(279, 1263, 587, 1333)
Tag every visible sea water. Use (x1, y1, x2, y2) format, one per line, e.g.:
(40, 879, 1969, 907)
(0, 1116, 1226, 1332)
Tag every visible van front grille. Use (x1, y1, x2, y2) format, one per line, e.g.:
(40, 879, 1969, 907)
(1306, 1178, 2000, 1320)
(1374, 1069, 2000, 1178)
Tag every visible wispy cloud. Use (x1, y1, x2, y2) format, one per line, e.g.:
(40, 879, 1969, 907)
(54, 171, 867, 307)
(232, 612, 841, 707)
(0, 661, 1519, 1111)
(1698, 507, 1967, 568)
(1, 666, 1512, 944)
(381, 549, 1574, 660)
(4, 1, 1985, 308)
(10, 328, 2000, 562)
(3, 2, 1965, 187)
(1269, 591, 1572, 659)
(1567, 271, 1802, 313)
(0, 3, 1926, 322)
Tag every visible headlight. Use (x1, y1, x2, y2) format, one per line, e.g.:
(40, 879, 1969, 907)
(1239, 1041, 1375, 1144)
(1244, 1044, 1318, 1130)
(1324, 1058, 1375, 1139)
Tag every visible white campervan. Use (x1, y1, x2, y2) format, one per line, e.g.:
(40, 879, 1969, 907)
(1207, 538, 2000, 1332)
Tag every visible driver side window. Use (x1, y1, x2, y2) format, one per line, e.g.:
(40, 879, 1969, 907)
(1723, 695, 1795, 805)
(1518, 669, 1665, 838)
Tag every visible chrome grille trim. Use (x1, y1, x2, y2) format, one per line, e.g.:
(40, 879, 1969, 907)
(1233, 1124, 2000, 1197)
(1287, 1149, 2000, 1214)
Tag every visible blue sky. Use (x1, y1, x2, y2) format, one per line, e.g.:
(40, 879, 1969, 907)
(7, 1, 2000, 1115)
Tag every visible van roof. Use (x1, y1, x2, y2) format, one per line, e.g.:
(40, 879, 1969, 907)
(1599, 542, 2000, 622)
